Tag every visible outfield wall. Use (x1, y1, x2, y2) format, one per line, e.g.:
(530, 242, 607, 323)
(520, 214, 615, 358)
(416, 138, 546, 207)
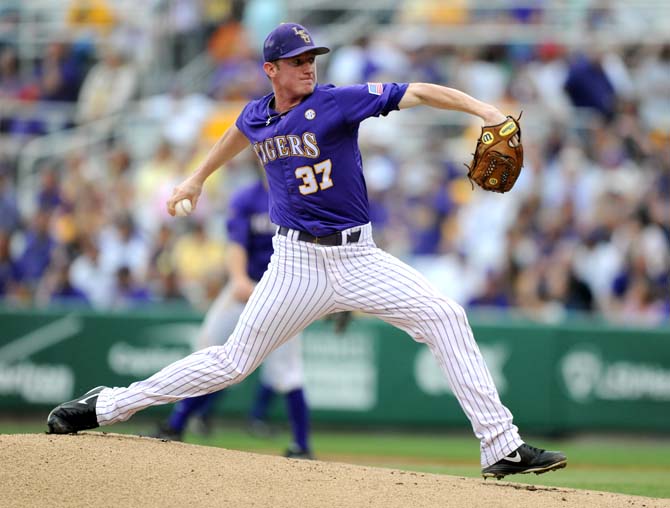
(1, 308, 669, 432)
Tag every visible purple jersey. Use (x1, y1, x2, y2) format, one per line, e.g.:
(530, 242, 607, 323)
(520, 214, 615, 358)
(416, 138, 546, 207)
(226, 180, 275, 282)
(235, 82, 409, 236)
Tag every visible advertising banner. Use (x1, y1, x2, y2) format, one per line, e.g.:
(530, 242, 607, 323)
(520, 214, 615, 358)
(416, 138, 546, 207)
(1, 309, 669, 432)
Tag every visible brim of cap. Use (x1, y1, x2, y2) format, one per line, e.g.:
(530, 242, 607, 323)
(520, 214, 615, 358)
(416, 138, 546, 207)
(276, 46, 330, 60)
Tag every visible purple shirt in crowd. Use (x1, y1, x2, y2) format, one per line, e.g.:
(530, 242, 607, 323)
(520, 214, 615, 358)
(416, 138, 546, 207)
(226, 180, 275, 282)
(235, 82, 409, 236)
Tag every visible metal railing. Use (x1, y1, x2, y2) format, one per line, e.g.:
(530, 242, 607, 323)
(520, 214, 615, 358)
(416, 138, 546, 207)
(0, 99, 77, 134)
(14, 105, 163, 217)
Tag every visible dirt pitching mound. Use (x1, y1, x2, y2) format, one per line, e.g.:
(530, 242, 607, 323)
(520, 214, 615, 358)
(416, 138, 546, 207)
(1, 433, 667, 508)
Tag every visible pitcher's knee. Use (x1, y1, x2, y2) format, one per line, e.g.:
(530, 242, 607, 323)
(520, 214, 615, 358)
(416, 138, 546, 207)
(199, 345, 255, 382)
(432, 299, 469, 324)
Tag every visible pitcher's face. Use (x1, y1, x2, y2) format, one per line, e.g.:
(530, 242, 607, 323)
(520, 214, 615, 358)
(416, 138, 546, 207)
(267, 51, 318, 98)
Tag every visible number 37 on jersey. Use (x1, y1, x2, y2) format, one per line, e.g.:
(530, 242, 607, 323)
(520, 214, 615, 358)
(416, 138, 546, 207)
(295, 159, 333, 195)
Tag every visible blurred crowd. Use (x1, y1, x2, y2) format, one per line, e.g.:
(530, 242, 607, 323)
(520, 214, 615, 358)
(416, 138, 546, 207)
(0, 1, 668, 326)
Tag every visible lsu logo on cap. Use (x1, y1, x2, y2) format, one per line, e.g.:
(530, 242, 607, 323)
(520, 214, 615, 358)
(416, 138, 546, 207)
(499, 120, 517, 137)
(292, 26, 311, 43)
(481, 132, 495, 144)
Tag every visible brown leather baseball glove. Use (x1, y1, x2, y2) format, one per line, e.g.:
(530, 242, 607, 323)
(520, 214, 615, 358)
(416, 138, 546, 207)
(466, 114, 523, 193)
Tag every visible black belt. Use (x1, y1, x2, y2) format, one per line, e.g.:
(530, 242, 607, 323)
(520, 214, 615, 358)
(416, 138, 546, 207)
(278, 226, 361, 246)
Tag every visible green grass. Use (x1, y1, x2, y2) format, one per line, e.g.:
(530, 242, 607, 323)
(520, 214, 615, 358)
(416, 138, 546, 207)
(5, 418, 670, 499)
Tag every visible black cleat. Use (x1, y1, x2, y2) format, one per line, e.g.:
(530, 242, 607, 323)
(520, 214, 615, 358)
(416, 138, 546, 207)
(284, 444, 314, 460)
(46, 386, 105, 434)
(151, 422, 183, 442)
(482, 443, 567, 479)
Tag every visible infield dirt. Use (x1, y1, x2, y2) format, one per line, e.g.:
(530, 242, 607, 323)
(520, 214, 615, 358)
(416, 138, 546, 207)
(2, 433, 668, 508)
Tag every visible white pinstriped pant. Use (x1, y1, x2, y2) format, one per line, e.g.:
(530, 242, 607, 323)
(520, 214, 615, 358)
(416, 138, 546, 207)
(96, 223, 522, 466)
(199, 283, 304, 393)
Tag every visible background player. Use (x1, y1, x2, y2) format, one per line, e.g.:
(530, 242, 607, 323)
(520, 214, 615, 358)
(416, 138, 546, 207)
(47, 22, 566, 479)
(154, 176, 313, 459)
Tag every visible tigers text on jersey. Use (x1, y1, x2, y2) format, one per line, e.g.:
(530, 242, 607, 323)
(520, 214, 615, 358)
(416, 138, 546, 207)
(235, 82, 409, 237)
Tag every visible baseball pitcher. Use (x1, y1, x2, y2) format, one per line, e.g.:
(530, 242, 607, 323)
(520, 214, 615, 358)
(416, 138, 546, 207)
(48, 23, 566, 479)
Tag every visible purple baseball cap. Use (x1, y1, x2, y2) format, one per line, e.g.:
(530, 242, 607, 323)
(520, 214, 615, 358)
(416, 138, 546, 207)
(263, 23, 330, 62)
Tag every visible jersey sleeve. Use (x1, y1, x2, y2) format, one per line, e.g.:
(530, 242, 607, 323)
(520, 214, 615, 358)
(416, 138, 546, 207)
(226, 193, 251, 248)
(328, 82, 409, 125)
(234, 103, 253, 140)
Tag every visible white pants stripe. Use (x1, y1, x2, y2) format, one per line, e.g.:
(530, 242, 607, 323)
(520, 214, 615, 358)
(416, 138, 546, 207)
(96, 223, 521, 466)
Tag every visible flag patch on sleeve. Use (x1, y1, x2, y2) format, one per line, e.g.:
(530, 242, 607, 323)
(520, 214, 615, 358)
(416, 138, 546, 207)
(367, 82, 383, 95)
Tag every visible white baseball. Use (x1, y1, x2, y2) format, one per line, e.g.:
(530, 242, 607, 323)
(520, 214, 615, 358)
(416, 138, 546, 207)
(175, 199, 193, 217)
